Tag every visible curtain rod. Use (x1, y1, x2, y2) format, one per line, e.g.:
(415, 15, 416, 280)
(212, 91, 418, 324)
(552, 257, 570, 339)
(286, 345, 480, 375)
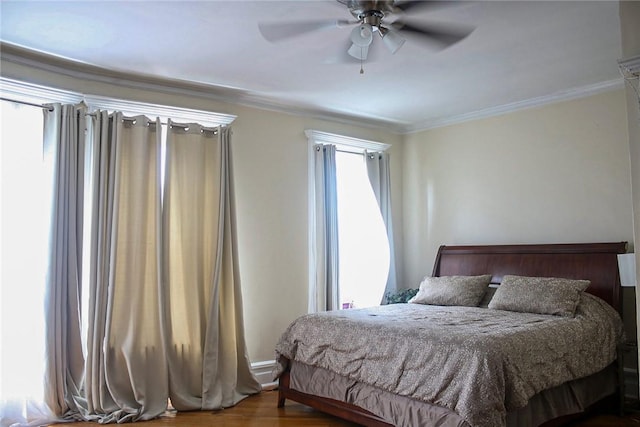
(1, 96, 55, 111)
(120, 116, 218, 133)
(315, 144, 382, 156)
(1, 96, 220, 133)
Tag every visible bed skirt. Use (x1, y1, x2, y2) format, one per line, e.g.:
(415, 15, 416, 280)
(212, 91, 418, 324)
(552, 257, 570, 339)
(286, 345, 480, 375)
(284, 360, 617, 427)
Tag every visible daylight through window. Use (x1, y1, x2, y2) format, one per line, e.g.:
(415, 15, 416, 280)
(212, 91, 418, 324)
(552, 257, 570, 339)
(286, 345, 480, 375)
(335, 151, 390, 309)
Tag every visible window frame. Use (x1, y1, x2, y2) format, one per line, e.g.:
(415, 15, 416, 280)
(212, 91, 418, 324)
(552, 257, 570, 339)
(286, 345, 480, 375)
(0, 77, 236, 126)
(305, 129, 390, 311)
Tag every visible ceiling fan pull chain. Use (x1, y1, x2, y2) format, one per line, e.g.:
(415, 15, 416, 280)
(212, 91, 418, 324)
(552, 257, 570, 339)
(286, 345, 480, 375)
(360, 47, 364, 75)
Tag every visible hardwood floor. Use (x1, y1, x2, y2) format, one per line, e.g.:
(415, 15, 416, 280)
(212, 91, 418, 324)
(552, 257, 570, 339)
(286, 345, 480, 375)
(55, 390, 640, 427)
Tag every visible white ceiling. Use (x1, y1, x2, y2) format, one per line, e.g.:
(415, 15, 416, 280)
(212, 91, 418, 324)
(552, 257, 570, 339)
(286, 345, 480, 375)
(0, 1, 624, 133)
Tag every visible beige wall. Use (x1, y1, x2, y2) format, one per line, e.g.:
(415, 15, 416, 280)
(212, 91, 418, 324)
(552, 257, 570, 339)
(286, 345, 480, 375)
(402, 89, 634, 287)
(230, 106, 403, 361)
(0, 60, 403, 363)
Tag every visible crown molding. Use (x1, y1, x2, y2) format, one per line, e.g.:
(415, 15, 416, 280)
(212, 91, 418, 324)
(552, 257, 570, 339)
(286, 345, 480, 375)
(1, 43, 625, 135)
(0, 43, 405, 133)
(404, 78, 624, 134)
(619, 55, 640, 78)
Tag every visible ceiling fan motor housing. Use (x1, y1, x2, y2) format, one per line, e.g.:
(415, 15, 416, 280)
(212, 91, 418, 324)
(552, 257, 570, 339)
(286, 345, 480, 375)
(342, 0, 397, 18)
(362, 11, 383, 28)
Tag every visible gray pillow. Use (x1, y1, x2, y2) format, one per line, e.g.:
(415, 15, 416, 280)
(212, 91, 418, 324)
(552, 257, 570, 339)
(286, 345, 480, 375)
(488, 275, 589, 317)
(408, 275, 492, 307)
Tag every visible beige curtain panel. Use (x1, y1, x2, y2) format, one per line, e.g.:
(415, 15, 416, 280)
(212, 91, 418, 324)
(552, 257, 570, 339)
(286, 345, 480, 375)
(163, 122, 260, 410)
(80, 112, 168, 422)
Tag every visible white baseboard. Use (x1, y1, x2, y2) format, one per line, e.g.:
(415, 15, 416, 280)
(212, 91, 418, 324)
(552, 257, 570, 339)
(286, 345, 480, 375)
(251, 360, 278, 391)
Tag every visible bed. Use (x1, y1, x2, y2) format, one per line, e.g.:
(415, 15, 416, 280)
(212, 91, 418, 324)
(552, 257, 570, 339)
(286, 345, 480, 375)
(274, 242, 628, 427)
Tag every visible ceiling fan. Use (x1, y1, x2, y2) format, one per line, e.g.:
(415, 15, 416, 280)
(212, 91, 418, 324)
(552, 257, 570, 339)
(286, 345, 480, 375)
(258, 0, 474, 63)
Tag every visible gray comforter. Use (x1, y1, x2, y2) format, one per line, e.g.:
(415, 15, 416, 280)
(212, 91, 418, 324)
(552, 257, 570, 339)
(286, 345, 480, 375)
(275, 293, 623, 427)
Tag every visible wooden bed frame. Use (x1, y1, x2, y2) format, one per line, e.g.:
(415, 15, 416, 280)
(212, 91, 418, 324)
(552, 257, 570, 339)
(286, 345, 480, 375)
(277, 242, 628, 426)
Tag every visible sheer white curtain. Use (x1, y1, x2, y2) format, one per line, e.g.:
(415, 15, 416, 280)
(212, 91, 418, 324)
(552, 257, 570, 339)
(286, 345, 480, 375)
(365, 151, 397, 302)
(309, 144, 340, 312)
(163, 123, 260, 410)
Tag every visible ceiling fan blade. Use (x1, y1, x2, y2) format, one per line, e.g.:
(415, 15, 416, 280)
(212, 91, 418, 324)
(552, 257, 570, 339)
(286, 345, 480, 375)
(393, 1, 459, 13)
(259, 19, 354, 42)
(391, 20, 474, 49)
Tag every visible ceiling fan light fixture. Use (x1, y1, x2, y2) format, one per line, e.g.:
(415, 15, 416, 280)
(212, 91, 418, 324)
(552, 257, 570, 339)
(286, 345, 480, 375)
(379, 27, 405, 54)
(350, 23, 373, 47)
(347, 42, 369, 60)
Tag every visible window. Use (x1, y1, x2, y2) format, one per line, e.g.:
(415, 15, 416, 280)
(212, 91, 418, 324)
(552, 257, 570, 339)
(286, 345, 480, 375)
(335, 151, 390, 308)
(0, 100, 49, 407)
(306, 130, 393, 311)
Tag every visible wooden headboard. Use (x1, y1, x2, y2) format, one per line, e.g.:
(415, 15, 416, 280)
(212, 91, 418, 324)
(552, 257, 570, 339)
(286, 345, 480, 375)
(432, 242, 627, 312)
